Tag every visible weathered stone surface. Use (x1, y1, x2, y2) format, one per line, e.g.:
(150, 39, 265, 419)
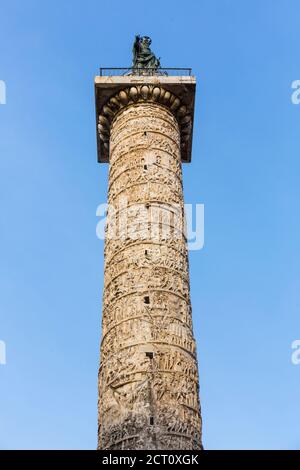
(94, 75, 196, 163)
(96, 77, 202, 450)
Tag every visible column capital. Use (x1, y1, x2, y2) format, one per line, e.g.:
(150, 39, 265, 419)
(95, 75, 196, 164)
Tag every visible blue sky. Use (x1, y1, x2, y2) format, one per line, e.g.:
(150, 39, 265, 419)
(0, 0, 299, 450)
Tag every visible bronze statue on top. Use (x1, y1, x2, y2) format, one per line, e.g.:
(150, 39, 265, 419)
(132, 35, 161, 72)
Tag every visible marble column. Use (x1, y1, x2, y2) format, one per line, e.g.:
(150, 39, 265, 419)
(95, 77, 202, 450)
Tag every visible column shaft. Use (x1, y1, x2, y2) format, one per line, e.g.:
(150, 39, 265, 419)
(98, 99, 202, 450)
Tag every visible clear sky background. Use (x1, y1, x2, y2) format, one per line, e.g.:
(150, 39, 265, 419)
(0, 0, 299, 450)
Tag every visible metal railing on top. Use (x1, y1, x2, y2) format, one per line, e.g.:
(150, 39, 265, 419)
(99, 67, 192, 77)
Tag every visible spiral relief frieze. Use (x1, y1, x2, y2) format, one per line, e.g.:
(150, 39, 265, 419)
(97, 94, 202, 450)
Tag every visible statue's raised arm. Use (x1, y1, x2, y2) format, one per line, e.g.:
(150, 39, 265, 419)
(132, 35, 141, 66)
